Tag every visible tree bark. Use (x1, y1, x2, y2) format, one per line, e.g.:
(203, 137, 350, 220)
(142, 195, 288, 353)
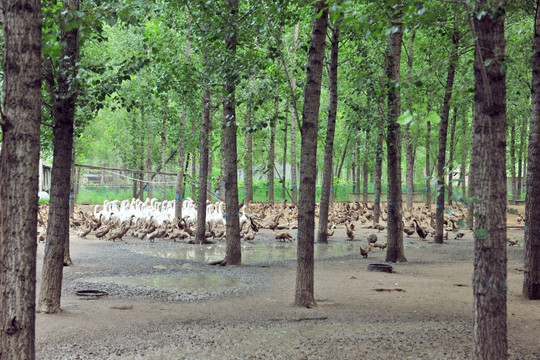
(282, 107, 288, 200)
(335, 132, 350, 179)
(523, 0, 540, 300)
(404, 31, 416, 210)
(268, 93, 278, 203)
(289, 23, 300, 204)
(195, 52, 211, 245)
(362, 150, 368, 204)
(317, 15, 340, 244)
(37, 0, 79, 314)
(296, 1, 328, 307)
(374, 101, 385, 224)
(160, 95, 168, 202)
(244, 105, 253, 203)
(470, 2, 508, 358)
(461, 117, 469, 198)
(385, 4, 406, 263)
(0, 1, 41, 356)
(426, 120, 432, 208)
(146, 108, 153, 199)
(175, 103, 188, 220)
(448, 106, 458, 205)
(509, 119, 517, 202)
(223, 0, 242, 265)
(434, 29, 457, 245)
(517, 118, 526, 199)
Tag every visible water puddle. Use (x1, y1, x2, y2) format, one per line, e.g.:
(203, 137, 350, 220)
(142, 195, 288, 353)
(131, 243, 366, 264)
(89, 273, 238, 292)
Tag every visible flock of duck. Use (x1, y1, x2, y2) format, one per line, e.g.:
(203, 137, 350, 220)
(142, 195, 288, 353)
(34, 196, 501, 250)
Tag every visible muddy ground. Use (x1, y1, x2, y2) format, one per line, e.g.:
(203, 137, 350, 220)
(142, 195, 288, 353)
(35, 207, 540, 359)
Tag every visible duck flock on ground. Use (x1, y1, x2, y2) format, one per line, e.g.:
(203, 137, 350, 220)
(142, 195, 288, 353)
(36, 198, 520, 251)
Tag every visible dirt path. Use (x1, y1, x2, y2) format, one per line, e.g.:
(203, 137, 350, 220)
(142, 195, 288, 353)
(35, 213, 540, 359)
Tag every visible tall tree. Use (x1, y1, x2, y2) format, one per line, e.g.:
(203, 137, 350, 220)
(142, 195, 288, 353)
(295, 1, 328, 307)
(373, 100, 385, 224)
(385, 2, 406, 263)
(447, 107, 458, 206)
(509, 118, 517, 202)
(268, 93, 278, 203)
(195, 52, 211, 245)
(404, 30, 416, 210)
(318, 14, 341, 244)
(523, 0, 540, 300)
(37, 0, 80, 313)
(435, 28, 458, 244)
(244, 105, 254, 203)
(175, 33, 192, 220)
(223, 0, 242, 265)
(0, 0, 42, 356)
(469, 1, 508, 358)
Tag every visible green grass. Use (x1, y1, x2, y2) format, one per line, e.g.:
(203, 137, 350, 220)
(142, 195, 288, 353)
(74, 183, 522, 205)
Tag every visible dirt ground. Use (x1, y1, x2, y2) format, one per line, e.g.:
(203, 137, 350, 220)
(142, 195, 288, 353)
(35, 206, 540, 359)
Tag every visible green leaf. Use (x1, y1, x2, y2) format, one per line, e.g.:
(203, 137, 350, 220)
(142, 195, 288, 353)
(104, 17, 117, 26)
(315, 8, 324, 19)
(397, 110, 413, 126)
(457, 219, 469, 228)
(425, 111, 441, 124)
(473, 228, 488, 240)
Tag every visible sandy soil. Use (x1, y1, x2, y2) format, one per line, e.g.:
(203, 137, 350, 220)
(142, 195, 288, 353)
(35, 208, 540, 359)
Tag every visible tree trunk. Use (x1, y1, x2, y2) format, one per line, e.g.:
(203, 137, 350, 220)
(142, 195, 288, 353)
(517, 118, 526, 199)
(335, 132, 350, 179)
(461, 118, 468, 198)
(223, 0, 242, 265)
(448, 106, 458, 205)
(471, 3, 508, 358)
(282, 107, 288, 200)
(296, 1, 328, 307)
(290, 23, 300, 204)
(404, 31, 416, 210)
(37, 0, 79, 314)
(362, 152, 368, 204)
(160, 95, 168, 202)
(434, 29, 457, 245)
(175, 103, 188, 220)
(509, 119, 517, 202)
(191, 117, 197, 198)
(523, 0, 540, 301)
(244, 105, 253, 203)
(0, 1, 41, 356)
(146, 108, 153, 199)
(374, 101, 385, 224)
(317, 15, 340, 244)
(351, 161, 356, 193)
(426, 120, 432, 208)
(268, 94, 278, 203)
(195, 53, 211, 245)
(385, 5, 406, 263)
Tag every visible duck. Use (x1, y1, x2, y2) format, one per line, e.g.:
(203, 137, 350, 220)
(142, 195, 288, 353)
(360, 244, 373, 258)
(275, 231, 294, 242)
(345, 222, 354, 241)
(402, 222, 415, 237)
(413, 219, 427, 241)
(77, 224, 92, 239)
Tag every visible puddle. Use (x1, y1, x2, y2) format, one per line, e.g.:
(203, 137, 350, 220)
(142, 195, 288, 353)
(88, 273, 238, 292)
(131, 243, 366, 264)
